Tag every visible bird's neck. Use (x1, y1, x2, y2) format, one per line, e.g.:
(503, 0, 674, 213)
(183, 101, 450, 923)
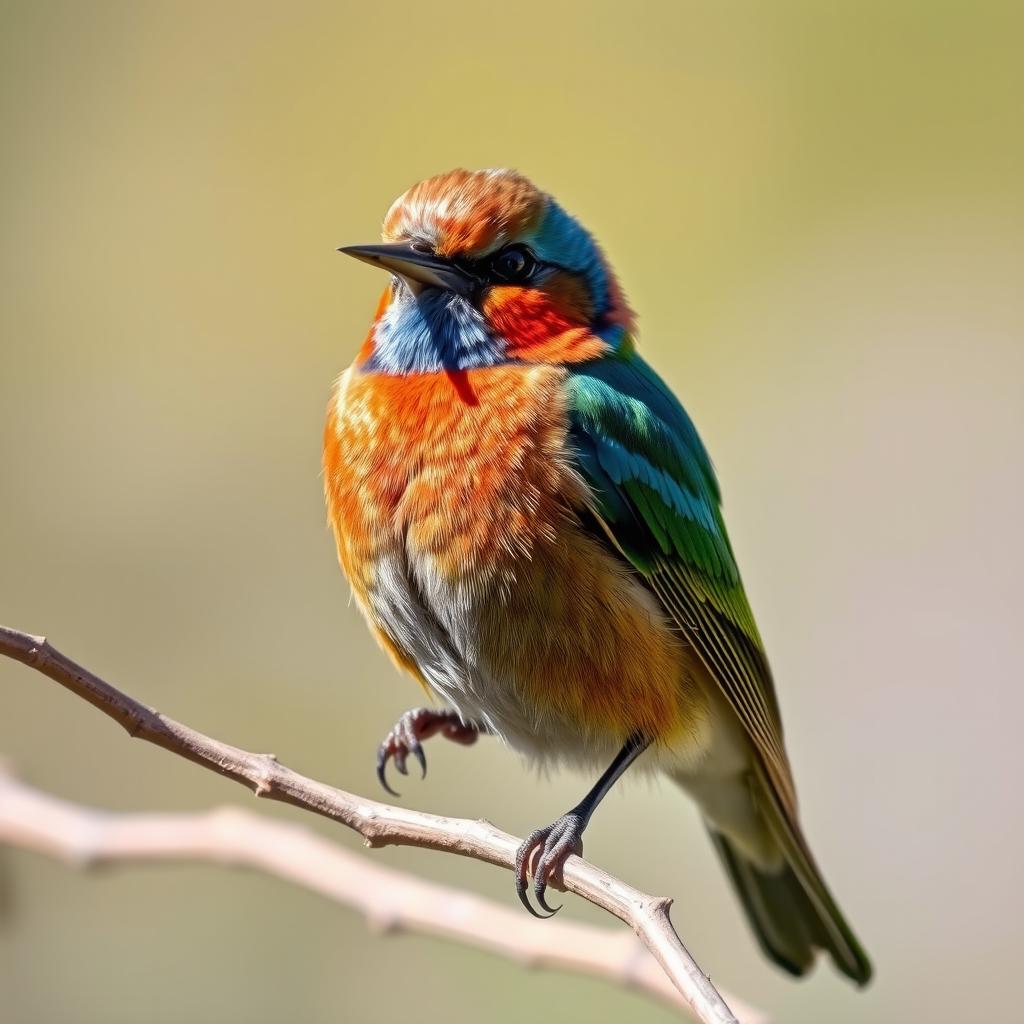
(356, 285, 626, 375)
(358, 287, 506, 374)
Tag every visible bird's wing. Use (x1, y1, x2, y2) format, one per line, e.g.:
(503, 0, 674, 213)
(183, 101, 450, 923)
(565, 348, 798, 816)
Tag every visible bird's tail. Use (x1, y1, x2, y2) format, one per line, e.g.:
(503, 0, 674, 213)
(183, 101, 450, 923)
(695, 764, 873, 986)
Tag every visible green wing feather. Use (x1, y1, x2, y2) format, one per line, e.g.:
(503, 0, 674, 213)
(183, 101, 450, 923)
(566, 348, 873, 985)
(565, 348, 797, 813)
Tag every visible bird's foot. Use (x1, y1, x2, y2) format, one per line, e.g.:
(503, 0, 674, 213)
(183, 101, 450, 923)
(515, 811, 586, 918)
(376, 707, 480, 797)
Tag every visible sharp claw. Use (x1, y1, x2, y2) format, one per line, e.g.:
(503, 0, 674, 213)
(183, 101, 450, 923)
(525, 894, 556, 918)
(376, 753, 399, 798)
(516, 874, 543, 917)
(393, 748, 409, 776)
(515, 836, 536, 911)
(532, 836, 565, 916)
(410, 739, 427, 780)
(514, 832, 558, 919)
(533, 878, 562, 916)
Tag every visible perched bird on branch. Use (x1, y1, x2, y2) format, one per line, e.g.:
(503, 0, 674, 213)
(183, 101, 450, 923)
(323, 168, 871, 985)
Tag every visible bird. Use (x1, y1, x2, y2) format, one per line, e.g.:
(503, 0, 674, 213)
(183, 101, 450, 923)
(323, 167, 872, 985)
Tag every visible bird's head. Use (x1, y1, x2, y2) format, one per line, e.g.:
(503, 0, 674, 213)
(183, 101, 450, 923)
(342, 168, 634, 373)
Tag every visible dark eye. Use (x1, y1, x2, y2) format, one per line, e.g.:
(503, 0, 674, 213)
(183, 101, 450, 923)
(490, 244, 536, 283)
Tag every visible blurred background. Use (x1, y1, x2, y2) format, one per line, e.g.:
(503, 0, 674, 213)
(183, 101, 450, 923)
(1, 2, 1022, 1022)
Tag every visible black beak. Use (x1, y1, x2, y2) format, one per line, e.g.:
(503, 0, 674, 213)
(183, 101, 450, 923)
(339, 242, 476, 297)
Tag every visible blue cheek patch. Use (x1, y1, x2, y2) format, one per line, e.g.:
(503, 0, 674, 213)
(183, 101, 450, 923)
(367, 286, 506, 374)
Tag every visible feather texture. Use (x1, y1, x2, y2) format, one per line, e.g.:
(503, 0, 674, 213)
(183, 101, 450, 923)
(564, 346, 871, 984)
(323, 363, 713, 766)
(327, 167, 871, 985)
(565, 350, 793, 794)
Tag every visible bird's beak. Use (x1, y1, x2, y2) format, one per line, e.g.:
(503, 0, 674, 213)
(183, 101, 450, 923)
(338, 242, 476, 297)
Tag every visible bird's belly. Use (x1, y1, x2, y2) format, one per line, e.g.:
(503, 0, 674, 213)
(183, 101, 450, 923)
(325, 364, 712, 769)
(363, 525, 715, 771)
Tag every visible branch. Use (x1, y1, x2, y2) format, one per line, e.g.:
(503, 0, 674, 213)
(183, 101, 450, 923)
(0, 770, 765, 1024)
(0, 624, 763, 1024)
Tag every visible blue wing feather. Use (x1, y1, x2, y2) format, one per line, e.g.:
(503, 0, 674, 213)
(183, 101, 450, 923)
(566, 347, 794, 810)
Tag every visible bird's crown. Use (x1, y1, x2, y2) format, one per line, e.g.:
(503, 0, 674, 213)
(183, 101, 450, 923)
(383, 168, 543, 258)
(343, 169, 633, 373)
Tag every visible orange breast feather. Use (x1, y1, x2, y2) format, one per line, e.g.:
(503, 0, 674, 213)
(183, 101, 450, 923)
(323, 365, 705, 745)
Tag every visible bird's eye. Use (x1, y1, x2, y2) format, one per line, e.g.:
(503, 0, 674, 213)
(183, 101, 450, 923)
(490, 245, 536, 284)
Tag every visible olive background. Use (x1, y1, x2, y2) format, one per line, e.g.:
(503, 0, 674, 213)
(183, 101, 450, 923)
(2, 3, 1022, 1023)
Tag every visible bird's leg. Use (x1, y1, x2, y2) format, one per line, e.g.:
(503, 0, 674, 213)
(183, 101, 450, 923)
(515, 732, 650, 918)
(376, 707, 485, 797)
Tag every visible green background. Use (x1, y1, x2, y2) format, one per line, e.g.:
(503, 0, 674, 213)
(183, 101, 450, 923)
(2, 2, 1022, 1022)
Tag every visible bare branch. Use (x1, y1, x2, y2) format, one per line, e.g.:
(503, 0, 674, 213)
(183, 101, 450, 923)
(0, 770, 767, 1024)
(0, 624, 765, 1024)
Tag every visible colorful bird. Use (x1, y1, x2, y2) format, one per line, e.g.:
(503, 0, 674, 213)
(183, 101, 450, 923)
(323, 168, 872, 985)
